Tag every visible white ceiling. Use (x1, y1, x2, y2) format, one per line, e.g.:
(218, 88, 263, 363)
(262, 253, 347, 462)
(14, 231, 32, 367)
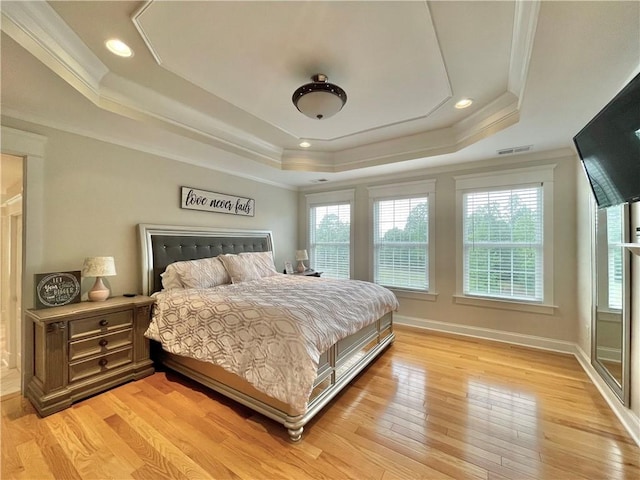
(1, 1, 639, 189)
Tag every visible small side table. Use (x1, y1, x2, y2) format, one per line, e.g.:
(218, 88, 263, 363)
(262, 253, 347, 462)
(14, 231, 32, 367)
(26, 296, 155, 416)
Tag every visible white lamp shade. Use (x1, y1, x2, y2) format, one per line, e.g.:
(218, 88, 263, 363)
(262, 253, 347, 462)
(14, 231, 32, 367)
(295, 91, 345, 119)
(295, 250, 309, 261)
(82, 256, 117, 277)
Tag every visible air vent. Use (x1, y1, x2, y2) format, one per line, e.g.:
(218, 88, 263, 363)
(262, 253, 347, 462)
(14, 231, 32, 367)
(497, 145, 533, 155)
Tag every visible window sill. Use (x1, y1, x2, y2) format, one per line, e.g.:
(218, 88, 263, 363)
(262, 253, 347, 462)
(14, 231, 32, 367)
(390, 289, 438, 302)
(452, 294, 558, 315)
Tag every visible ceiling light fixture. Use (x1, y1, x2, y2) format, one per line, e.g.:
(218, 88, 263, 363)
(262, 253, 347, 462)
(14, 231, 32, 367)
(299, 141, 311, 148)
(454, 98, 473, 109)
(105, 39, 134, 58)
(292, 74, 347, 120)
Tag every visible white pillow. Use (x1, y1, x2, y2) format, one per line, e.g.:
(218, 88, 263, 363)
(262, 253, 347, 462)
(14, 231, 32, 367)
(161, 256, 231, 290)
(160, 267, 184, 290)
(239, 251, 278, 278)
(219, 254, 261, 283)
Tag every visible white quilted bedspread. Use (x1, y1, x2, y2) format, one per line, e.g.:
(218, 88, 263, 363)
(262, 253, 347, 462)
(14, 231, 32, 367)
(146, 274, 398, 412)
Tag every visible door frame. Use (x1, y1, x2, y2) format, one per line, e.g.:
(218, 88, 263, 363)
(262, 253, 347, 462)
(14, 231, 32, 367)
(1, 126, 46, 392)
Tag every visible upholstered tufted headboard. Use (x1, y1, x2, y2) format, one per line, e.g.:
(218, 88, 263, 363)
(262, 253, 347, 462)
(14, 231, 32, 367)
(138, 224, 274, 295)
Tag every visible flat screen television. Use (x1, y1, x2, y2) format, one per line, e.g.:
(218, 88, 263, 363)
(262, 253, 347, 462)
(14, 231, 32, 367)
(573, 72, 640, 208)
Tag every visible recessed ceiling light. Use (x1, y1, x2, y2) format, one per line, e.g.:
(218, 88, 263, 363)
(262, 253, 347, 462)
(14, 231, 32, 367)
(299, 141, 311, 148)
(454, 98, 473, 109)
(105, 39, 133, 58)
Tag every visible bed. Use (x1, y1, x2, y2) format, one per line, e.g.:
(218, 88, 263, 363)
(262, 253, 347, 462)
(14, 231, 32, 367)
(138, 224, 397, 441)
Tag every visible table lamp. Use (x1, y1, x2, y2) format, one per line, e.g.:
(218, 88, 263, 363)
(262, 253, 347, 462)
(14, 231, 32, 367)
(295, 250, 308, 273)
(82, 256, 116, 301)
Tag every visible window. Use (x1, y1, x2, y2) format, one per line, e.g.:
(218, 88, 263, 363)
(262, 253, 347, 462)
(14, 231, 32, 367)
(369, 180, 435, 292)
(306, 190, 354, 279)
(455, 165, 555, 307)
(463, 187, 542, 301)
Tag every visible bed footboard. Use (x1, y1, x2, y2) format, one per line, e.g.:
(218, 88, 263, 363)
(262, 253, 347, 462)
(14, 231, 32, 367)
(158, 312, 394, 441)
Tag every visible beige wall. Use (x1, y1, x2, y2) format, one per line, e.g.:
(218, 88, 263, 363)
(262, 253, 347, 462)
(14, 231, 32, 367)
(2, 120, 298, 304)
(42, 133, 298, 299)
(299, 152, 579, 342)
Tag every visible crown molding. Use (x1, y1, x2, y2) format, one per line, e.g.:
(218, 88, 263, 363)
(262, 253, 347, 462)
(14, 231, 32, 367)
(1, 110, 296, 191)
(508, 0, 540, 106)
(1, 1, 107, 99)
(2, 0, 286, 168)
(98, 74, 284, 168)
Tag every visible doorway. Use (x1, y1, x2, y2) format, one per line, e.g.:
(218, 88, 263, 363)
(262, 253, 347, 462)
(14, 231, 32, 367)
(1, 153, 24, 396)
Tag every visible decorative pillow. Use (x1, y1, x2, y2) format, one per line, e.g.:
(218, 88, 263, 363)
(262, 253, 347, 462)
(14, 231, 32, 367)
(161, 267, 184, 290)
(219, 254, 262, 283)
(162, 256, 231, 290)
(239, 251, 278, 278)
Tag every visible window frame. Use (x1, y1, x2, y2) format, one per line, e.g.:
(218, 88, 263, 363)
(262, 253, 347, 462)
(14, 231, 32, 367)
(305, 189, 355, 279)
(368, 180, 436, 298)
(454, 165, 556, 314)
(596, 204, 625, 313)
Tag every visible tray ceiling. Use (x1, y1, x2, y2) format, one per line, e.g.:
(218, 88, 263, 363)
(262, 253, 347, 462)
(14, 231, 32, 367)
(1, 1, 639, 187)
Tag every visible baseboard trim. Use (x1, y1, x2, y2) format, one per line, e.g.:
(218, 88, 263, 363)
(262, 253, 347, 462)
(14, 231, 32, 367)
(395, 315, 576, 353)
(573, 344, 640, 447)
(394, 315, 640, 447)
(596, 346, 622, 363)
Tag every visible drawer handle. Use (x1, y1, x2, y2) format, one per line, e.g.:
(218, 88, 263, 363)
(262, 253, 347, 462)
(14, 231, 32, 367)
(99, 319, 109, 327)
(98, 358, 108, 367)
(99, 339, 108, 347)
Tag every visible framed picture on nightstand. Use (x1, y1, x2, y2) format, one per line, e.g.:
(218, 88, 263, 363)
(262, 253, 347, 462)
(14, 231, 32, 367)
(284, 261, 294, 274)
(34, 271, 81, 308)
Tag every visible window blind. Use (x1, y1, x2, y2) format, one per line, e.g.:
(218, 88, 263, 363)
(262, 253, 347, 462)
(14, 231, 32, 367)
(309, 203, 351, 279)
(463, 186, 543, 302)
(373, 197, 428, 290)
(606, 205, 623, 310)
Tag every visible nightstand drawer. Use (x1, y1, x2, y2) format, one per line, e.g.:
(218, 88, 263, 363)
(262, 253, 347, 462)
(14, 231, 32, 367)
(68, 328, 133, 362)
(69, 347, 132, 383)
(69, 310, 133, 340)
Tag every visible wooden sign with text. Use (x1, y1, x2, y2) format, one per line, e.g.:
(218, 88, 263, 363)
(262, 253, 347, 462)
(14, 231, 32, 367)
(180, 187, 255, 217)
(35, 271, 81, 308)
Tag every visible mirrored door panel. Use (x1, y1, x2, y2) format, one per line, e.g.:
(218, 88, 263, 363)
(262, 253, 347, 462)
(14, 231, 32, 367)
(593, 203, 630, 404)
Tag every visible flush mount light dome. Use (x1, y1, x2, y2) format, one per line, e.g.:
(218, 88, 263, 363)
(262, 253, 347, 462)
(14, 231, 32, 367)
(292, 74, 347, 120)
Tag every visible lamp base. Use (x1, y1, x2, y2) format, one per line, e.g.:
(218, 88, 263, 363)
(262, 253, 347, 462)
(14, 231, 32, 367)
(297, 261, 306, 273)
(88, 276, 110, 302)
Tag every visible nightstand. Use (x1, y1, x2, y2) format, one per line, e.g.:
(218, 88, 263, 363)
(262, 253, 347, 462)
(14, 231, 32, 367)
(26, 296, 155, 417)
(292, 270, 322, 277)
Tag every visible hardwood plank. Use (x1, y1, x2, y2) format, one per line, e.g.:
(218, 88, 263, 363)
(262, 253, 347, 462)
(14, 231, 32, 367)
(105, 392, 214, 479)
(104, 410, 190, 480)
(1, 326, 638, 480)
(10, 408, 83, 480)
(15, 439, 55, 480)
(71, 404, 145, 473)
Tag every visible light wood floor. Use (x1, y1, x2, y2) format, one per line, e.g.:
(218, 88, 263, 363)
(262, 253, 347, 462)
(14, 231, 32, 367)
(2, 326, 638, 479)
